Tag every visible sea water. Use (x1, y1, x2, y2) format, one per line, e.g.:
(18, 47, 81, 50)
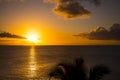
(0, 45, 120, 80)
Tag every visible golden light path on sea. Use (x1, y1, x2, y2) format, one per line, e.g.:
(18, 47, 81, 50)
(29, 46, 38, 78)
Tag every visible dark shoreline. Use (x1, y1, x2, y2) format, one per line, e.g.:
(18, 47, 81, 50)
(0, 45, 120, 47)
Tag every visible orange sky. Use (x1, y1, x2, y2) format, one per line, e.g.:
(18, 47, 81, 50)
(0, 0, 120, 45)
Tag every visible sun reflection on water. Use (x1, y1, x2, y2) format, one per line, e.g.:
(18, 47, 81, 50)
(29, 46, 37, 78)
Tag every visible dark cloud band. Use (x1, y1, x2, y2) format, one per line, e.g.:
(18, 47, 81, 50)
(73, 23, 120, 40)
(0, 31, 26, 39)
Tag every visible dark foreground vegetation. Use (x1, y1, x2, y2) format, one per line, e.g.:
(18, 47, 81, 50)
(48, 58, 110, 80)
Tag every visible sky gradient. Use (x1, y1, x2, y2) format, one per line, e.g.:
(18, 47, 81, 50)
(0, 0, 120, 45)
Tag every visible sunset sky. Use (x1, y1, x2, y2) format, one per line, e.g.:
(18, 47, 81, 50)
(0, 0, 120, 45)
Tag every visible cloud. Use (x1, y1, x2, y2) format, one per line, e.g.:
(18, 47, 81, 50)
(45, 0, 100, 19)
(0, 31, 26, 39)
(0, 0, 100, 19)
(51, 0, 90, 19)
(73, 23, 120, 40)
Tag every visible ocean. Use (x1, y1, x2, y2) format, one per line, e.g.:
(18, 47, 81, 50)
(0, 45, 120, 80)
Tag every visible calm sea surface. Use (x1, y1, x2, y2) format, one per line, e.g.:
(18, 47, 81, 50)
(0, 45, 120, 80)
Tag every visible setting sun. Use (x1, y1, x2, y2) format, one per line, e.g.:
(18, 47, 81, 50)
(26, 32, 40, 43)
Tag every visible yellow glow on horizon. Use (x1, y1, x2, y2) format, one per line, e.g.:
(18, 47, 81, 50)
(26, 31, 41, 43)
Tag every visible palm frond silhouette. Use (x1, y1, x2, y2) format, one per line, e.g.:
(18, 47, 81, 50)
(48, 58, 110, 80)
